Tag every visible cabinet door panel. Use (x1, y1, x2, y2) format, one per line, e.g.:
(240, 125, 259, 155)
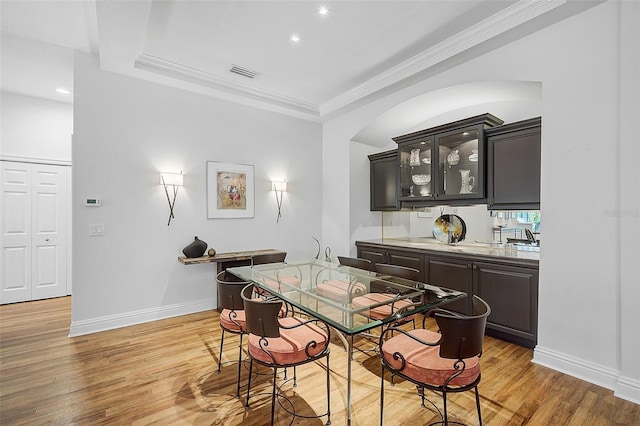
(426, 257, 472, 314)
(356, 247, 386, 268)
(386, 250, 424, 282)
(473, 262, 538, 346)
(369, 150, 399, 211)
(487, 118, 541, 210)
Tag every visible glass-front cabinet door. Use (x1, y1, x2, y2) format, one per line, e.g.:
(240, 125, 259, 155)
(399, 136, 434, 199)
(435, 126, 483, 199)
(394, 114, 502, 204)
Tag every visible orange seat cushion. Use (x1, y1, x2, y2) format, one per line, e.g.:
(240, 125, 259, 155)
(317, 279, 366, 303)
(248, 317, 328, 365)
(351, 293, 415, 320)
(263, 275, 302, 291)
(220, 309, 246, 332)
(381, 328, 480, 387)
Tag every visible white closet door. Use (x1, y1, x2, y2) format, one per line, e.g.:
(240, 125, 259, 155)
(1, 161, 68, 304)
(1, 162, 32, 304)
(31, 164, 67, 300)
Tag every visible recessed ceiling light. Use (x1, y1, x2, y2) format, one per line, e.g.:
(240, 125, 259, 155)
(56, 87, 71, 95)
(290, 34, 300, 43)
(318, 5, 330, 16)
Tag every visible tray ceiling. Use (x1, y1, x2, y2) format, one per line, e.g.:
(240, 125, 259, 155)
(1, 1, 600, 121)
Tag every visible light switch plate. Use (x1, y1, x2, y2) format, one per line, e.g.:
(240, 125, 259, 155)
(89, 223, 104, 236)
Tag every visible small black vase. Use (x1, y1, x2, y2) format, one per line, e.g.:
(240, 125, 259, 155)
(183, 236, 207, 258)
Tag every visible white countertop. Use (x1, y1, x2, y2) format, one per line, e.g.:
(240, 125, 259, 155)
(364, 237, 540, 263)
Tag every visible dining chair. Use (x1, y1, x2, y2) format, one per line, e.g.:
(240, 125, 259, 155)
(379, 295, 491, 425)
(241, 284, 332, 425)
(351, 263, 420, 325)
(251, 252, 287, 266)
(337, 256, 372, 271)
(215, 270, 251, 397)
(250, 251, 297, 304)
(316, 256, 371, 303)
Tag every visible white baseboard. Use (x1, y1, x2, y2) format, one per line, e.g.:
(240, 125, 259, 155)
(533, 346, 640, 405)
(68, 299, 216, 337)
(615, 375, 640, 405)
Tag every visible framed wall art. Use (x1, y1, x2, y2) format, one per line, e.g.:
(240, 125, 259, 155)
(206, 161, 255, 219)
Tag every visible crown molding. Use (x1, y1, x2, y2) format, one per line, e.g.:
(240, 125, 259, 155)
(134, 53, 320, 117)
(319, 0, 566, 117)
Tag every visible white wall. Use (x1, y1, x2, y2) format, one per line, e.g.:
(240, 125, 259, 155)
(0, 91, 72, 163)
(70, 52, 322, 335)
(617, 0, 640, 400)
(324, 1, 639, 403)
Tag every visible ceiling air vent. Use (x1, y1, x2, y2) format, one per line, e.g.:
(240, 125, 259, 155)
(229, 65, 259, 79)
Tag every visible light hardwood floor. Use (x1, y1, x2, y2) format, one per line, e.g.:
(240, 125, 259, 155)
(1, 296, 638, 425)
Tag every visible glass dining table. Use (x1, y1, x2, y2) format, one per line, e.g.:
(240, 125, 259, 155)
(227, 259, 465, 425)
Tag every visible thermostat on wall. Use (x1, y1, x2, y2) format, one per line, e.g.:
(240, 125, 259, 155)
(84, 198, 102, 207)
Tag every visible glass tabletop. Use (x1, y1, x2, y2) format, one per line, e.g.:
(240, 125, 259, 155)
(227, 259, 465, 336)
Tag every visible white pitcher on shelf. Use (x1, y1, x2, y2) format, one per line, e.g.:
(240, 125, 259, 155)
(459, 169, 475, 194)
(410, 148, 421, 166)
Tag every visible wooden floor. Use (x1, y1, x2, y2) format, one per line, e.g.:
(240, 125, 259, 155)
(1, 297, 638, 425)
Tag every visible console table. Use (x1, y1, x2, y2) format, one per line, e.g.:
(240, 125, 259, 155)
(178, 248, 286, 273)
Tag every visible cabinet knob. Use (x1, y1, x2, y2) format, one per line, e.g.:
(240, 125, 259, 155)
(45, 238, 50, 242)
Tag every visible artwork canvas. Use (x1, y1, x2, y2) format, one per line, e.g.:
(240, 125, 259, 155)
(207, 161, 255, 218)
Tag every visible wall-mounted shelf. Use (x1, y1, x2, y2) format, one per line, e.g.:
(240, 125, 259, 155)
(178, 248, 285, 267)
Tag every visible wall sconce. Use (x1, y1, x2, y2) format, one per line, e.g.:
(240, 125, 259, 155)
(271, 180, 287, 223)
(160, 172, 183, 226)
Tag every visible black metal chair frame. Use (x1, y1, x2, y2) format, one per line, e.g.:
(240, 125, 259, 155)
(374, 263, 419, 281)
(216, 270, 251, 397)
(337, 256, 372, 271)
(356, 263, 421, 331)
(241, 284, 332, 425)
(251, 252, 287, 267)
(379, 295, 491, 426)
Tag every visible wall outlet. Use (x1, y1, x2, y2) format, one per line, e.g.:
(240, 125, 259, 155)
(417, 207, 433, 218)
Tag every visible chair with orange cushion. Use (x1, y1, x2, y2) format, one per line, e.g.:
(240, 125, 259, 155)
(241, 284, 331, 425)
(337, 256, 372, 271)
(379, 295, 491, 425)
(251, 252, 287, 266)
(316, 256, 371, 303)
(351, 263, 420, 326)
(215, 271, 251, 397)
(250, 251, 297, 306)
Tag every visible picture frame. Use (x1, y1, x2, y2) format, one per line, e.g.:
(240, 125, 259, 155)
(206, 161, 255, 219)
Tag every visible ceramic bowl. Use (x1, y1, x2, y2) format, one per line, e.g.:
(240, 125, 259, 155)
(412, 174, 431, 185)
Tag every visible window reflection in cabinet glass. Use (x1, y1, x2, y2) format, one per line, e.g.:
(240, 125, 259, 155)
(438, 130, 479, 197)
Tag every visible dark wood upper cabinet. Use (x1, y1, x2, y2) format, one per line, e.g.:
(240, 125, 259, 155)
(486, 117, 541, 210)
(392, 113, 504, 207)
(368, 149, 399, 211)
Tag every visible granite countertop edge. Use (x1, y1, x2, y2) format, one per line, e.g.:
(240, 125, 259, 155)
(357, 238, 540, 265)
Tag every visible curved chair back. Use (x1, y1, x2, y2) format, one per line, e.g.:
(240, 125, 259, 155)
(338, 256, 372, 271)
(374, 263, 420, 281)
(241, 284, 282, 338)
(216, 271, 249, 311)
(251, 252, 287, 267)
(435, 295, 491, 360)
